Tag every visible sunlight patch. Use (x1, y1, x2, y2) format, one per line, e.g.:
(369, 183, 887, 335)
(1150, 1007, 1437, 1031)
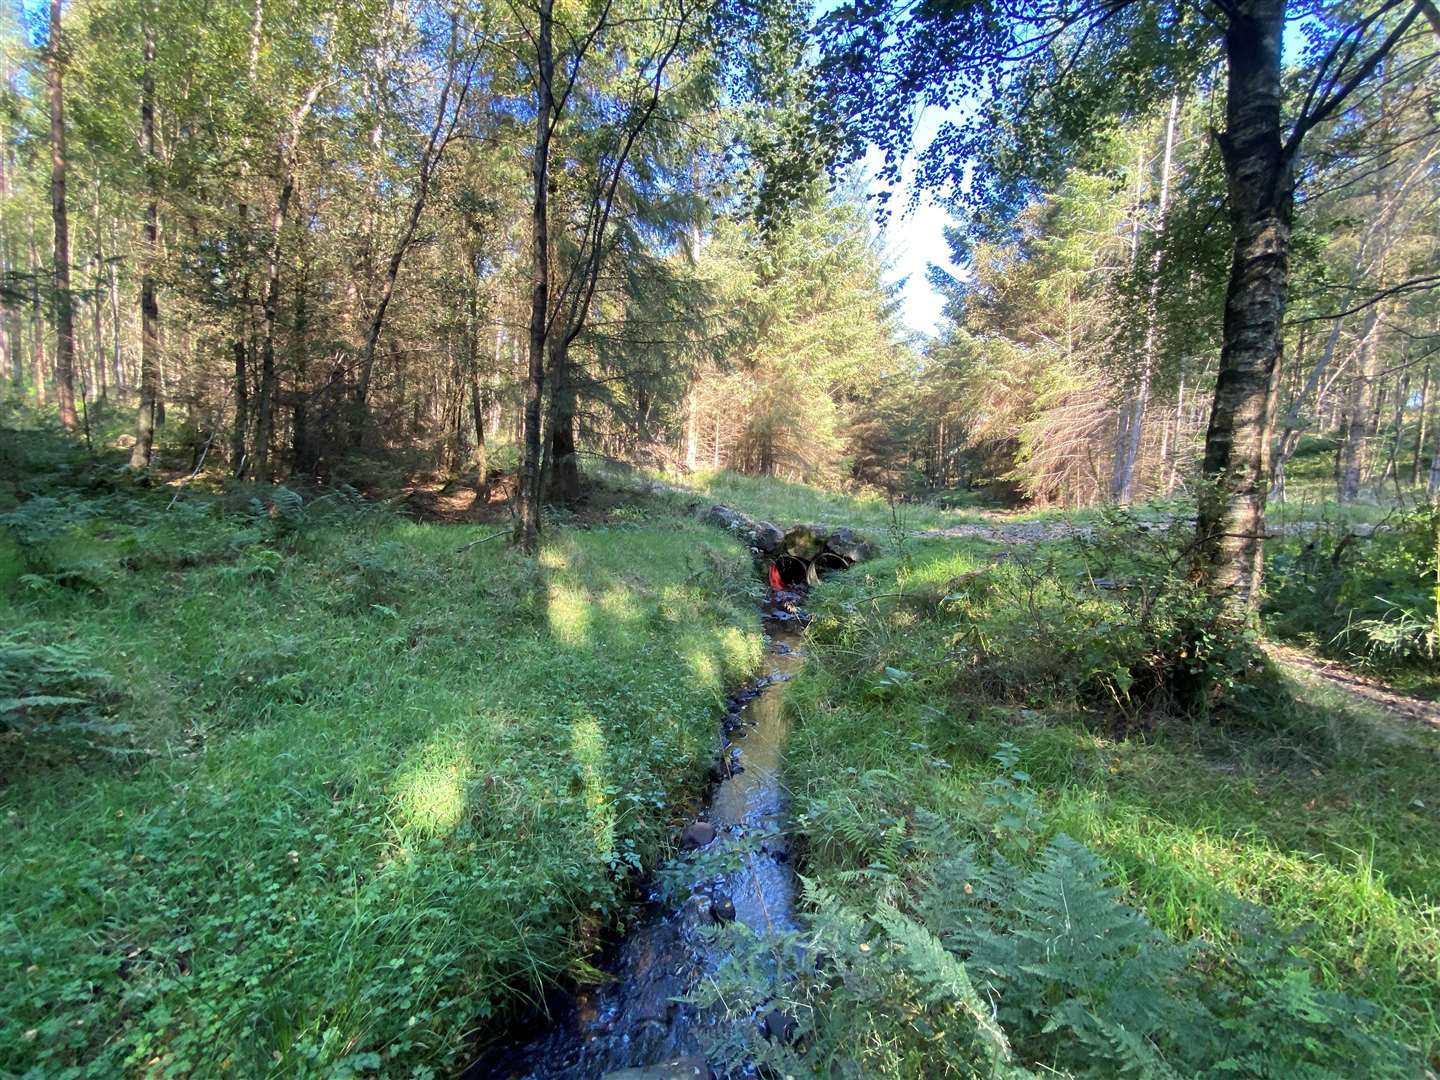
(570, 716, 615, 856)
(598, 586, 643, 624)
(392, 755, 466, 837)
(547, 583, 592, 646)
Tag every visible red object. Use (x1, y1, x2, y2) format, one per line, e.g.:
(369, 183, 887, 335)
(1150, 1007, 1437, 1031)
(767, 563, 783, 591)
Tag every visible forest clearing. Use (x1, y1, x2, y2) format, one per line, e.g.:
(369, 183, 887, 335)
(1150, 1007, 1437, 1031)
(2, 0, 1440, 1075)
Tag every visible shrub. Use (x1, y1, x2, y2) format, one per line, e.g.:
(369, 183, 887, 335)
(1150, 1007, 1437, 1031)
(0, 629, 128, 762)
(1267, 505, 1440, 673)
(938, 509, 1267, 723)
(696, 748, 1414, 1079)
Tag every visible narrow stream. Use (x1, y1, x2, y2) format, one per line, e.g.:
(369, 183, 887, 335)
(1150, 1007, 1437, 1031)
(464, 593, 808, 1080)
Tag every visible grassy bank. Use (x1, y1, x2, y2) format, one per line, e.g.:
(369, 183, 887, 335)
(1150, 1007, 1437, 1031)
(0, 432, 761, 1077)
(763, 534, 1439, 1075)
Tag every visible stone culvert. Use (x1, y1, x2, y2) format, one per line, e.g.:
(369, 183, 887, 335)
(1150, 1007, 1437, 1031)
(701, 505, 878, 586)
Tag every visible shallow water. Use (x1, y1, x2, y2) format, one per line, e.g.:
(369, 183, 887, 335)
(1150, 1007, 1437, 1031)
(463, 612, 806, 1080)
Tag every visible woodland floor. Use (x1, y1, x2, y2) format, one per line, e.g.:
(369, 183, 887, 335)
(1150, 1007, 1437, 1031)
(4, 434, 1437, 1076)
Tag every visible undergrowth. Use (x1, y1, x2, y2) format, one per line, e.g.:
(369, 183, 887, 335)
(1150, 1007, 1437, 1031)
(737, 527, 1440, 1076)
(0, 429, 762, 1077)
(1266, 505, 1440, 694)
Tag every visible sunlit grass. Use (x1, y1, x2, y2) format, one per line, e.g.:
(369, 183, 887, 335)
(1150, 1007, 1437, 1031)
(0, 458, 762, 1077)
(788, 535, 1440, 1065)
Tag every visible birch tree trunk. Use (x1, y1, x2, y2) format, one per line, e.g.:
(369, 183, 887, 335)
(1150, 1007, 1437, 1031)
(1336, 304, 1383, 501)
(1113, 93, 1179, 504)
(47, 0, 78, 431)
(1195, 0, 1292, 610)
(130, 15, 161, 469)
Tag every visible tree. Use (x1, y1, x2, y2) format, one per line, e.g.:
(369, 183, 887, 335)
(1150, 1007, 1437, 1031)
(816, 0, 1430, 610)
(510, 0, 700, 551)
(46, 0, 78, 431)
(129, 12, 159, 468)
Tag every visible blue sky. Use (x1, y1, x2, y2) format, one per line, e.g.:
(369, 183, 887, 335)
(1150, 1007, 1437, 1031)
(870, 104, 967, 338)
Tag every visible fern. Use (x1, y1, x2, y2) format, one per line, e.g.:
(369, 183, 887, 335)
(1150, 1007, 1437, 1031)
(0, 630, 128, 757)
(871, 903, 1030, 1077)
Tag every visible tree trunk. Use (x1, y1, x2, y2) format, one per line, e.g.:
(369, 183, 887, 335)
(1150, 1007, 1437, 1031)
(1114, 93, 1179, 504)
(470, 378, 487, 486)
(107, 242, 122, 390)
(288, 252, 312, 474)
(90, 199, 105, 399)
(252, 172, 292, 482)
(1336, 305, 1382, 501)
(130, 17, 160, 470)
(546, 340, 581, 504)
(1270, 316, 1341, 500)
(1414, 363, 1431, 485)
(231, 206, 251, 475)
(47, 0, 78, 431)
(1430, 424, 1440, 501)
(353, 18, 466, 436)
(685, 391, 698, 469)
(1381, 370, 1408, 491)
(1196, 0, 1292, 610)
(515, 0, 554, 555)
(29, 228, 47, 407)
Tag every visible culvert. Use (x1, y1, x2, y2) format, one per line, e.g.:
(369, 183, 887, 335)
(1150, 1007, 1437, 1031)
(774, 554, 810, 588)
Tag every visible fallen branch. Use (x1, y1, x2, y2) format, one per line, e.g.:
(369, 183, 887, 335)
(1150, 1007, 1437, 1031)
(166, 433, 215, 510)
(456, 529, 508, 554)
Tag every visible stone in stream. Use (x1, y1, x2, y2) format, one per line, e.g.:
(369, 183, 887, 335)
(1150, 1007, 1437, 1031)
(602, 1058, 713, 1080)
(680, 821, 716, 850)
(762, 1008, 798, 1044)
(752, 520, 784, 554)
(780, 524, 827, 561)
(700, 504, 784, 555)
(824, 526, 877, 564)
(710, 892, 736, 924)
(702, 504, 758, 538)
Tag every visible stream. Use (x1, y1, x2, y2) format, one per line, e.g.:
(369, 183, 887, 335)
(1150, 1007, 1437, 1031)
(463, 590, 810, 1080)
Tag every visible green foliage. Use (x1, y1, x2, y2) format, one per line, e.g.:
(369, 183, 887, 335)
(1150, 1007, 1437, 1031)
(762, 493, 1438, 1069)
(702, 747, 1411, 1077)
(0, 453, 763, 1077)
(0, 629, 128, 761)
(1267, 506, 1440, 677)
(919, 509, 1267, 721)
(687, 184, 910, 487)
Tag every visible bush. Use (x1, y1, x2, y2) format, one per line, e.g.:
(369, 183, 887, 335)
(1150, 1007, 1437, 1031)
(0, 629, 128, 762)
(1266, 506, 1440, 673)
(696, 749, 1414, 1079)
(933, 509, 1268, 723)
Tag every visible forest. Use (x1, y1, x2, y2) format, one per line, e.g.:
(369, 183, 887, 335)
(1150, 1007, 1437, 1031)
(1, 0, 1438, 1075)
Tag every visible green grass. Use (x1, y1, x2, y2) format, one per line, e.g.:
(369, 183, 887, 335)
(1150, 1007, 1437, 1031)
(785, 537, 1440, 1070)
(0, 435, 762, 1077)
(638, 467, 983, 533)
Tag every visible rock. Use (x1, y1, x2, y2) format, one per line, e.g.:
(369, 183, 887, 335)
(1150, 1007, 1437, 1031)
(603, 1057, 713, 1080)
(701, 504, 766, 548)
(680, 821, 716, 850)
(752, 520, 784, 554)
(710, 893, 736, 923)
(824, 526, 877, 563)
(762, 1008, 797, 1043)
(781, 524, 827, 561)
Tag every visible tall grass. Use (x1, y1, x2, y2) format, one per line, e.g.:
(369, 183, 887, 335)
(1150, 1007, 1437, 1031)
(785, 537, 1440, 1068)
(1, 442, 762, 1077)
